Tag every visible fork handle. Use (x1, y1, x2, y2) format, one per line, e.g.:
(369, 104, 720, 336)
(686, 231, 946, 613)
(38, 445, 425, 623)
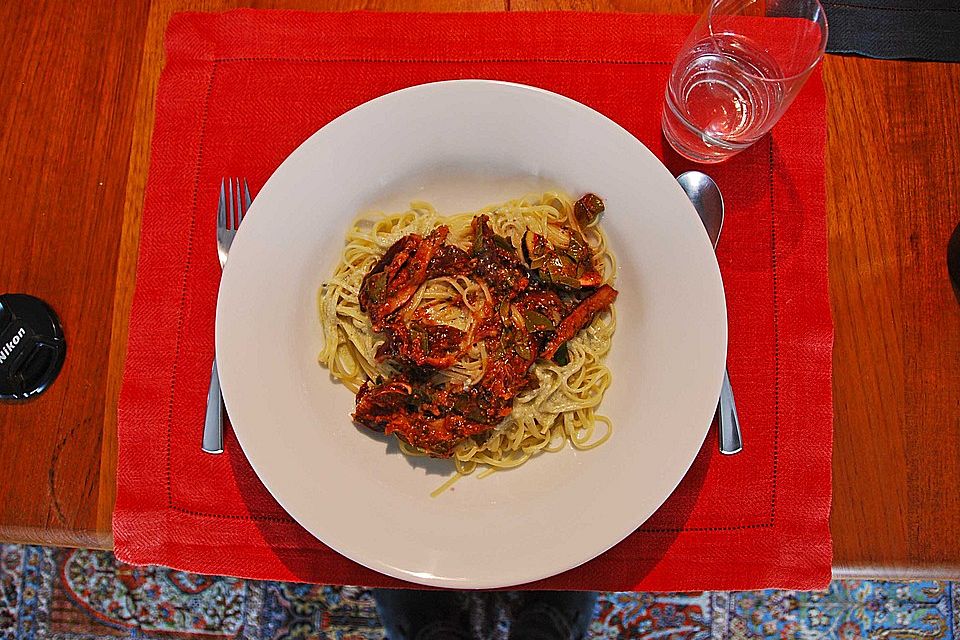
(718, 368, 742, 455)
(202, 358, 224, 454)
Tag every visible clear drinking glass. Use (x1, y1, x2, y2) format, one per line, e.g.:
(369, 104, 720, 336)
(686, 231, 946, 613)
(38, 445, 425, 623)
(662, 0, 828, 163)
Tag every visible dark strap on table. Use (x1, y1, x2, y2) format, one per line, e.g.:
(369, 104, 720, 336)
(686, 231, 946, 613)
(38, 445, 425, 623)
(948, 221, 960, 307)
(823, 1, 960, 61)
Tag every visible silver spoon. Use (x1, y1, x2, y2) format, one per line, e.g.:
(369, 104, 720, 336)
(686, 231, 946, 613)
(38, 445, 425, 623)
(677, 171, 743, 455)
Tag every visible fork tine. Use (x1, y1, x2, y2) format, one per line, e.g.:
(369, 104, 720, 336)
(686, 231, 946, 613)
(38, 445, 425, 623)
(218, 179, 226, 229)
(242, 179, 251, 219)
(233, 178, 243, 230)
(227, 177, 236, 230)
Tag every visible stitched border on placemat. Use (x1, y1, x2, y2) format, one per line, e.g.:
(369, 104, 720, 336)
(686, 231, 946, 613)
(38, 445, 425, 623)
(163, 57, 781, 534)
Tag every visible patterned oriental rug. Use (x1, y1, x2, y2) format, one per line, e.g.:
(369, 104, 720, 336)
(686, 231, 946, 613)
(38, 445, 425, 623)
(1, 545, 957, 639)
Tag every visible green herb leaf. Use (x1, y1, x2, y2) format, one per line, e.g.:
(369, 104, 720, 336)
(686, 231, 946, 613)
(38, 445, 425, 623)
(472, 224, 485, 255)
(566, 236, 586, 262)
(516, 338, 532, 360)
(523, 309, 556, 332)
(553, 342, 570, 366)
(555, 275, 582, 289)
(409, 327, 429, 353)
(499, 300, 511, 323)
(493, 235, 514, 252)
(367, 272, 387, 301)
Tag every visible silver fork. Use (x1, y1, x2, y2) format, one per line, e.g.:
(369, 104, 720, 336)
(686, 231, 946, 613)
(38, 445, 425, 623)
(202, 177, 251, 454)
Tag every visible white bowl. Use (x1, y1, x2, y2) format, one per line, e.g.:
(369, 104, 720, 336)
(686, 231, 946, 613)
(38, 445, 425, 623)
(216, 80, 726, 589)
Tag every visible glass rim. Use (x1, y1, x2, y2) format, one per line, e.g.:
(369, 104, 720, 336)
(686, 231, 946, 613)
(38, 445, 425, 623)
(706, 0, 829, 83)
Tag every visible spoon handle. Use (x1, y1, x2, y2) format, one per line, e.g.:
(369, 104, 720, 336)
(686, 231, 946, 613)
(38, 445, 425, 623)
(202, 358, 224, 454)
(718, 368, 743, 455)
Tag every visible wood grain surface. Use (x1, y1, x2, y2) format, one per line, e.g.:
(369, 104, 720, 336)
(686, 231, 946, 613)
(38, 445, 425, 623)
(0, 0, 151, 548)
(1, 0, 958, 578)
(824, 57, 960, 577)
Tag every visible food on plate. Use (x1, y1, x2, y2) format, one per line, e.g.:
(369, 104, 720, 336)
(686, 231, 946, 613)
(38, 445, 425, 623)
(318, 192, 618, 491)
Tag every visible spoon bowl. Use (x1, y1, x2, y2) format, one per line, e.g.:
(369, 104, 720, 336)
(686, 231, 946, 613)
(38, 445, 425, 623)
(677, 171, 724, 248)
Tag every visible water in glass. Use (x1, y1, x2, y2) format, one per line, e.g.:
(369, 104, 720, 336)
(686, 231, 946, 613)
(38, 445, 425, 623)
(663, 34, 786, 163)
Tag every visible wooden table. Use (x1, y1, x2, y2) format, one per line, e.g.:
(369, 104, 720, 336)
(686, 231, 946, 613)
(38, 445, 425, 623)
(1, 0, 957, 578)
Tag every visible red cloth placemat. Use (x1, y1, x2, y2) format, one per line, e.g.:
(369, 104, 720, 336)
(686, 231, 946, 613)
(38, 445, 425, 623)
(115, 10, 832, 591)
